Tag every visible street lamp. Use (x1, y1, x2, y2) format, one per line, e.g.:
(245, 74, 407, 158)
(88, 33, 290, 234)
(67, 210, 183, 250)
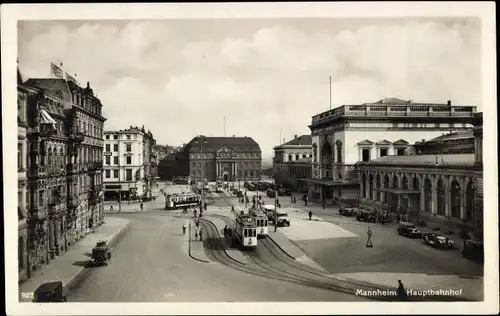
(274, 181, 278, 232)
(194, 135, 207, 215)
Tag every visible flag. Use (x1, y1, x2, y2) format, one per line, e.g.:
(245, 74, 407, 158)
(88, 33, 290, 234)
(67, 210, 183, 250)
(50, 62, 64, 79)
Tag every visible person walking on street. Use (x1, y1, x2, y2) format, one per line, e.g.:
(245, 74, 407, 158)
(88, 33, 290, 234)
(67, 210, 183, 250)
(182, 224, 187, 236)
(322, 199, 326, 209)
(199, 227, 203, 241)
(293, 196, 296, 204)
(305, 195, 308, 206)
(110, 205, 114, 212)
(140, 202, 144, 211)
(397, 280, 407, 300)
(308, 210, 313, 221)
(195, 226, 199, 240)
(194, 209, 197, 217)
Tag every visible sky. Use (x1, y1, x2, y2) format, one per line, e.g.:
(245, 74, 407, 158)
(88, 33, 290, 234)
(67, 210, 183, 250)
(18, 18, 481, 158)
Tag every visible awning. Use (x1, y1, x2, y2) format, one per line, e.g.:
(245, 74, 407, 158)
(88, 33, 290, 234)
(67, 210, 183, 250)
(40, 109, 57, 125)
(374, 188, 420, 195)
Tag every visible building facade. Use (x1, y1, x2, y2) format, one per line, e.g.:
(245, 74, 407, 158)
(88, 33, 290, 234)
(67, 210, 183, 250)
(356, 112, 483, 241)
(103, 126, 156, 200)
(307, 98, 477, 204)
(273, 135, 312, 190)
(18, 70, 30, 281)
(180, 136, 262, 182)
(23, 76, 106, 278)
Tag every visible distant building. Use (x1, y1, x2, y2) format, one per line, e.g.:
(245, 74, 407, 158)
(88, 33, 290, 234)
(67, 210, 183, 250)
(308, 98, 477, 205)
(357, 112, 483, 241)
(273, 135, 312, 190)
(103, 126, 156, 200)
(174, 136, 262, 182)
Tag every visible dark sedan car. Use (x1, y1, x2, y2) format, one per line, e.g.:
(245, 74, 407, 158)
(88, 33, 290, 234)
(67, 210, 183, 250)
(277, 188, 292, 196)
(266, 188, 276, 198)
(422, 233, 454, 249)
(397, 222, 422, 238)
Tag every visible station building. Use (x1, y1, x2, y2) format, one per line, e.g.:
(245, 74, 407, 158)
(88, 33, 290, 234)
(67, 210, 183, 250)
(273, 135, 312, 191)
(356, 112, 483, 241)
(179, 136, 262, 183)
(307, 98, 478, 205)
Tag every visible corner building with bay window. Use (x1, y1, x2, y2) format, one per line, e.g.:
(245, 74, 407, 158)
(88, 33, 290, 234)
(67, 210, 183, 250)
(307, 98, 477, 205)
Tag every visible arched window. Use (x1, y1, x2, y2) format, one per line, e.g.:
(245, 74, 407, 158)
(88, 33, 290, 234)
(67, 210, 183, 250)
(436, 178, 446, 216)
(465, 182, 475, 221)
(376, 175, 381, 201)
(413, 177, 420, 210)
(321, 142, 333, 178)
(424, 178, 432, 212)
(450, 180, 461, 219)
(383, 175, 390, 202)
(18, 236, 24, 268)
(392, 175, 399, 189)
(362, 173, 367, 198)
(369, 174, 374, 200)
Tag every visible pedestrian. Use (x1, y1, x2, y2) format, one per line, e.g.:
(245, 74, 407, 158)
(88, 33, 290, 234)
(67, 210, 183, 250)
(194, 209, 197, 217)
(204, 202, 207, 211)
(199, 227, 203, 241)
(195, 219, 200, 229)
(322, 199, 326, 209)
(140, 202, 143, 211)
(291, 196, 294, 203)
(397, 280, 407, 300)
(293, 196, 296, 204)
(305, 195, 308, 206)
(182, 224, 187, 236)
(308, 210, 312, 221)
(110, 205, 114, 212)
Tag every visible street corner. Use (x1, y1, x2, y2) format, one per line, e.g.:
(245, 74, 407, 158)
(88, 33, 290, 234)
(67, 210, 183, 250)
(278, 217, 358, 242)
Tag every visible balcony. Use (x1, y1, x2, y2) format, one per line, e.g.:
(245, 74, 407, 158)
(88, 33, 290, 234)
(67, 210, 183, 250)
(29, 207, 47, 221)
(70, 132, 85, 143)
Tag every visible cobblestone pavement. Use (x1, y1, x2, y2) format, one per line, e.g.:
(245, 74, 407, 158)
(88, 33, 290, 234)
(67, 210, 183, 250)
(66, 211, 366, 302)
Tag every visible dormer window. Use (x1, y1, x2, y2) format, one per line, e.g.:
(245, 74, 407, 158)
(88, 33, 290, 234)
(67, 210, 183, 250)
(357, 139, 374, 162)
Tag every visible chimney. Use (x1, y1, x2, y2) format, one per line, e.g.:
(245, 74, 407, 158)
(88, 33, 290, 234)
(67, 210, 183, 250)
(447, 100, 451, 106)
(294, 134, 298, 139)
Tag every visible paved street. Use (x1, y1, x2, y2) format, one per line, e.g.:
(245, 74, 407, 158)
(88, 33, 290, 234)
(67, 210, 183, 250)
(68, 190, 367, 302)
(212, 188, 484, 300)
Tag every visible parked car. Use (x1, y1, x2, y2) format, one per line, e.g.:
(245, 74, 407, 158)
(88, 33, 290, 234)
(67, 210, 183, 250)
(235, 190, 244, 198)
(277, 188, 292, 196)
(461, 239, 484, 263)
(266, 188, 276, 198)
(423, 232, 454, 249)
(356, 212, 376, 223)
(397, 222, 422, 238)
(339, 205, 356, 217)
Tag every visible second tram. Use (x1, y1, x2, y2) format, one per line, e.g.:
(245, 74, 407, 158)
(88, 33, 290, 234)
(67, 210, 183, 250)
(165, 192, 201, 210)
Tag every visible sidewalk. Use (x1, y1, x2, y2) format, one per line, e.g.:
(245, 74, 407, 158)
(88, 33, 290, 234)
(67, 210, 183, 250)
(19, 217, 130, 301)
(188, 221, 210, 263)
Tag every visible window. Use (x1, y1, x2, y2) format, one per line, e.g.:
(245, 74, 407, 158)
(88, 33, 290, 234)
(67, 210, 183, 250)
(396, 148, 405, 156)
(465, 182, 474, 221)
(126, 144, 132, 152)
(105, 144, 110, 152)
(105, 170, 110, 178)
(113, 144, 118, 152)
(113, 170, 118, 178)
(113, 135, 118, 140)
(106, 134, 110, 140)
(126, 169, 132, 181)
(39, 190, 44, 206)
(362, 149, 370, 162)
(288, 154, 292, 161)
(105, 156, 110, 165)
(113, 156, 118, 165)
(126, 134, 131, 140)
(18, 143, 23, 170)
(126, 156, 132, 165)
(294, 154, 299, 160)
(379, 148, 388, 157)
(303, 154, 307, 158)
(450, 180, 461, 219)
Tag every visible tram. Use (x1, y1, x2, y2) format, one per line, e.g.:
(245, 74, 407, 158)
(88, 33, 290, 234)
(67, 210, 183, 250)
(233, 214, 258, 248)
(165, 192, 201, 210)
(249, 207, 269, 238)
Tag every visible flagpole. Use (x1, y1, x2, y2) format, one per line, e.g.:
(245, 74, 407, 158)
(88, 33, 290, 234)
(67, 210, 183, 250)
(329, 76, 332, 111)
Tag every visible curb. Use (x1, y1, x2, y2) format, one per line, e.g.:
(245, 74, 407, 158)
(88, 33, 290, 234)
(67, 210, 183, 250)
(63, 221, 131, 294)
(188, 225, 210, 264)
(202, 216, 249, 265)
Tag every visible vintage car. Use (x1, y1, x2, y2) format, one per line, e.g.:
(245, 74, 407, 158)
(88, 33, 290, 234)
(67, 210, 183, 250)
(356, 211, 376, 223)
(339, 205, 356, 217)
(461, 239, 484, 263)
(91, 240, 112, 266)
(277, 188, 292, 196)
(397, 222, 422, 238)
(422, 232, 454, 249)
(33, 281, 67, 302)
(266, 188, 276, 198)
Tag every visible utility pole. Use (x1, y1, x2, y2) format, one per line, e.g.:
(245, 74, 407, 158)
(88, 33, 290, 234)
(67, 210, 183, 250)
(329, 76, 332, 111)
(118, 136, 122, 212)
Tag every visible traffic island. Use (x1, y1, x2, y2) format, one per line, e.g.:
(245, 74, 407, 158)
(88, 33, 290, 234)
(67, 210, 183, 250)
(187, 221, 211, 263)
(19, 217, 131, 301)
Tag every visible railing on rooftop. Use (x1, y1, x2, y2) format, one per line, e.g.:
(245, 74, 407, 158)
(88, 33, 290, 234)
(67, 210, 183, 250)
(311, 104, 476, 125)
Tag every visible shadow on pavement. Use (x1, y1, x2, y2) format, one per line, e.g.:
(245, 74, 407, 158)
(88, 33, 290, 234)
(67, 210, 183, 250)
(83, 252, 93, 257)
(72, 260, 89, 267)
